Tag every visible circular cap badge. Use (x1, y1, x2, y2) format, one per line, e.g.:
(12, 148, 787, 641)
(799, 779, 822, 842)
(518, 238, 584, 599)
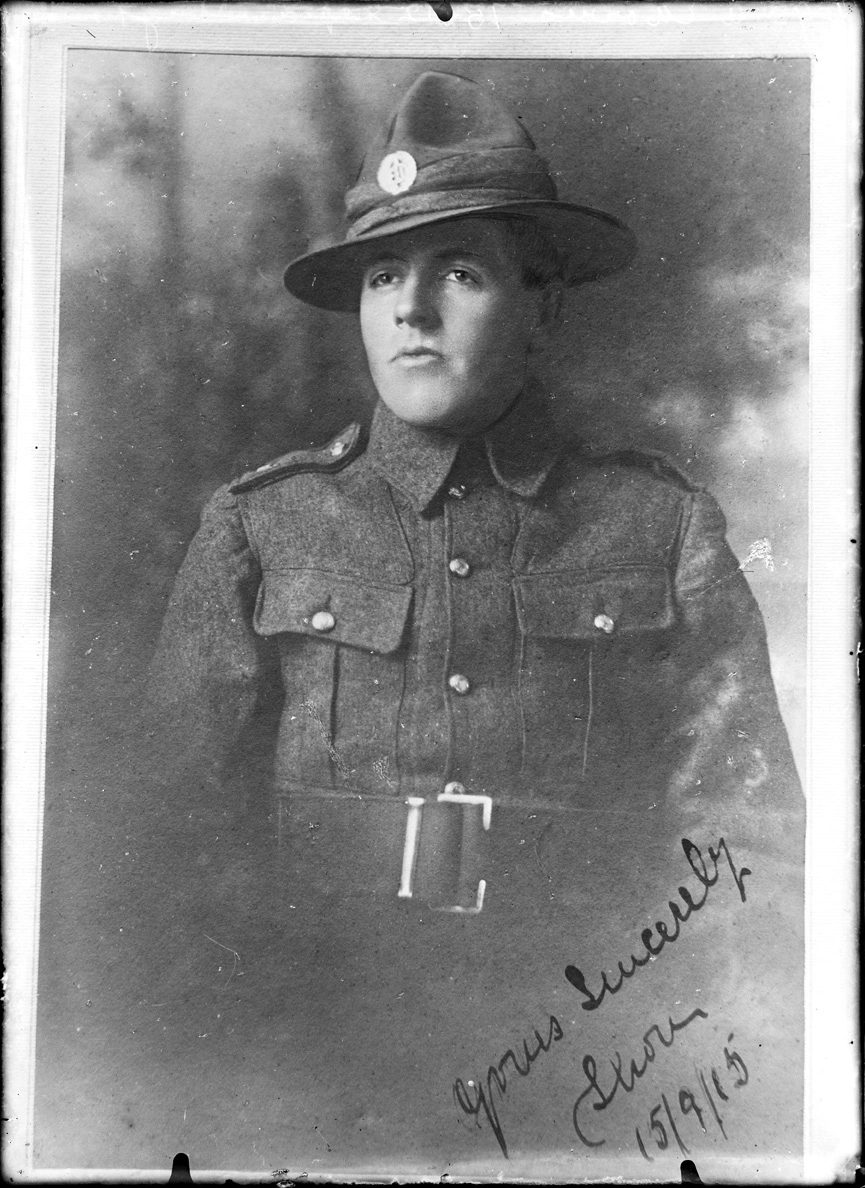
(376, 151, 418, 195)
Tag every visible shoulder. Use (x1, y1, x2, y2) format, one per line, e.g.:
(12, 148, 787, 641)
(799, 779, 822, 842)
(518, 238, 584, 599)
(583, 451, 732, 541)
(228, 423, 366, 495)
(548, 446, 710, 552)
(568, 448, 732, 554)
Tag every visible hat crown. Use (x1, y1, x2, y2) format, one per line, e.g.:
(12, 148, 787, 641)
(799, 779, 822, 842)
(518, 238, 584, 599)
(346, 71, 556, 232)
(390, 71, 535, 153)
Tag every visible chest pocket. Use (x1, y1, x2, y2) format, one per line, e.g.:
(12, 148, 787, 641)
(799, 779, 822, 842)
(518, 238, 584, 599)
(513, 565, 676, 640)
(254, 568, 413, 653)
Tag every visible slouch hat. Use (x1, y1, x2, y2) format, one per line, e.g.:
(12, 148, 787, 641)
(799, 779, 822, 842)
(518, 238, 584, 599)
(284, 71, 636, 311)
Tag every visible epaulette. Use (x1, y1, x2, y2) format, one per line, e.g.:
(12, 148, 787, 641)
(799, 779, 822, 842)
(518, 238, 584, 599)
(592, 447, 701, 492)
(229, 422, 365, 494)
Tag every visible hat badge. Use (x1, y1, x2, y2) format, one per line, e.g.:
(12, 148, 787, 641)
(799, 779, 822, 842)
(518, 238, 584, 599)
(376, 150, 417, 196)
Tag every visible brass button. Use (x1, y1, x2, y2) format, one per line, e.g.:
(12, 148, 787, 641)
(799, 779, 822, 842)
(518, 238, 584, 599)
(448, 673, 471, 695)
(448, 557, 471, 578)
(593, 613, 615, 634)
(311, 610, 336, 632)
(447, 483, 468, 500)
(329, 439, 346, 457)
(443, 780, 466, 796)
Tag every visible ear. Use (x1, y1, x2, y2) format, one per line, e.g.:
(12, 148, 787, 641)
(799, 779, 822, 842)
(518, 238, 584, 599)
(528, 283, 564, 353)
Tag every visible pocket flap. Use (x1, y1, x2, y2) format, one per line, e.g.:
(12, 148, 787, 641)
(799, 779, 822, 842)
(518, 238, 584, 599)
(255, 569, 412, 654)
(514, 567, 675, 640)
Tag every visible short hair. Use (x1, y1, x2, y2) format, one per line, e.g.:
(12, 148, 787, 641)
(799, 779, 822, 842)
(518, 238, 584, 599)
(482, 214, 569, 290)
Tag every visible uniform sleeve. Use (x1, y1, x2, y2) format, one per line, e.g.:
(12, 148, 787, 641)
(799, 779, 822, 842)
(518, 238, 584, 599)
(642, 489, 806, 1067)
(134, 484, 286, 956)
(145, 483, 273, 784)
(113, 485, 282, 992)
(666, 489, 805, 869)
(141, 485, 284, 881)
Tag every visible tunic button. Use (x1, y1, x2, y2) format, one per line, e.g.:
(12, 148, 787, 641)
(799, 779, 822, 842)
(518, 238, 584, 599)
(311, 610, 336, 632)
(447, 483, 468, 500)
(593, 613, 615, 634)
(443, 780, 466, 796)
(448, 557, 471, 578)
(329, 439, 346, 457)
(448, 673, 471, 695)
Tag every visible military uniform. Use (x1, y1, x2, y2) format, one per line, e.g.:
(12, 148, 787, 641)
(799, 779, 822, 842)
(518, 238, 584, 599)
(149, 392, 801, 911)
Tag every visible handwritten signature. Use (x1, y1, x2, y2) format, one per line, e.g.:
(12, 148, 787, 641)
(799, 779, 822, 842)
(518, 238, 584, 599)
(565, 837, 750, 1012)
(572, 1007, 708, 1147)
(453, 1014, 565, 1159)
(453, 836, 753, 1159)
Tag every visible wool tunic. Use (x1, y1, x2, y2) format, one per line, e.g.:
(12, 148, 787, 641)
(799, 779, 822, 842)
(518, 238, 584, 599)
(148, 393, 802, 913)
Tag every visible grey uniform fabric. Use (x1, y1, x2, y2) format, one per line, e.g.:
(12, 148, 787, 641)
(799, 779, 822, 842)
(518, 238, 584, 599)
(140, 391, 804, 1168)
(149, 392, 802, 884)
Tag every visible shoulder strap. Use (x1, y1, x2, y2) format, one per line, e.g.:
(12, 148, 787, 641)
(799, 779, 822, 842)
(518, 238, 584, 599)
(596, 447, 701, 492)
(229, 422, 365, 495)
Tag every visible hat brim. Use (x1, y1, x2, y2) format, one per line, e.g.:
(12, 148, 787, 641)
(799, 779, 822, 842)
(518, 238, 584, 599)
(283, 200, 637, 312)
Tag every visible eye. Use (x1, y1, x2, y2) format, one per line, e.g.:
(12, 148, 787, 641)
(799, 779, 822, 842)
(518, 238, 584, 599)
(446, 267, 479, 285)
(365, 267, 398, 289)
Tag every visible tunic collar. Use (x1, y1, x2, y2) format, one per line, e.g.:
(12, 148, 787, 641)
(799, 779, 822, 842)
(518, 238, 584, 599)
(366, 389, 563, 511)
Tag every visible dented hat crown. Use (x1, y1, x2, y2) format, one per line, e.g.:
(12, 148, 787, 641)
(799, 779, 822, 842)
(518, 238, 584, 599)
(284, 71, 636, 311)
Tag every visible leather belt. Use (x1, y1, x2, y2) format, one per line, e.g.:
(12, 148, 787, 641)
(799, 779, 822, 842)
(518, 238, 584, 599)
(276, 786, 595, 912)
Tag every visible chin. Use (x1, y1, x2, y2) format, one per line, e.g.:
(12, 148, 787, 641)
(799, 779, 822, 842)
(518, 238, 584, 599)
(382, 388, 463, 429)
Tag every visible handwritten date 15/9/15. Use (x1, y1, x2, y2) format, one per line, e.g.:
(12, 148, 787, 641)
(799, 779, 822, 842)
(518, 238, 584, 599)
(635, 1034, 749, 1161)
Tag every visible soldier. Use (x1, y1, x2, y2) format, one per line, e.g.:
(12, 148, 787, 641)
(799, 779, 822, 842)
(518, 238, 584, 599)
(146, 72, 803, 1165)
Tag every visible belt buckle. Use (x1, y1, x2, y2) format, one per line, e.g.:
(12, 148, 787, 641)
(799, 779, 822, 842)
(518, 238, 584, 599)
(397, 797, 426, 900)
(397, 790, 493, 913)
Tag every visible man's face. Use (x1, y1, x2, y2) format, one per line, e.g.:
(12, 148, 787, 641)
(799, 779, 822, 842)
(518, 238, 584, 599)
(359, 219, 546, 436)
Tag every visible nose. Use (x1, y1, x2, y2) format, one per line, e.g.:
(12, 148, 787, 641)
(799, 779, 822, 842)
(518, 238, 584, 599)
(394, 271, 438, 328)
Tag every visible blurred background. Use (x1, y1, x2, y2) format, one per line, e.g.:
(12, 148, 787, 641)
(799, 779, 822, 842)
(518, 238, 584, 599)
(37, 52, 809, 1168)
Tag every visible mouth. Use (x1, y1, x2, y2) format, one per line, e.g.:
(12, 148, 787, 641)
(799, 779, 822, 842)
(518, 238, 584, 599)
(393, 347, 443, 362)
